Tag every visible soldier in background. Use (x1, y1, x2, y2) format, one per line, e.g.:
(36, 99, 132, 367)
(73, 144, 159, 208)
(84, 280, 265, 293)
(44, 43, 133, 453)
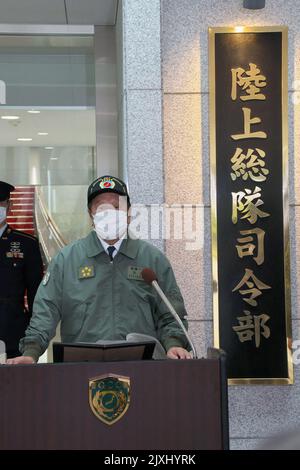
(0, 181, 43, 358)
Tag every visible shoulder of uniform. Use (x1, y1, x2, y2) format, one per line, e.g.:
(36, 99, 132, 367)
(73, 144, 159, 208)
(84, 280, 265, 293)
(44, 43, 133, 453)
(134, 238, 168, 261)
(135, 238, 163, 254)
(56, 237, 82, 258)
(9, 228, 38, 243)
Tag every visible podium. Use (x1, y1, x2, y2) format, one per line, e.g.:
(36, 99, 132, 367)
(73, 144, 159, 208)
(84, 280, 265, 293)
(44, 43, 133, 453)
(0, 349, 229, 450)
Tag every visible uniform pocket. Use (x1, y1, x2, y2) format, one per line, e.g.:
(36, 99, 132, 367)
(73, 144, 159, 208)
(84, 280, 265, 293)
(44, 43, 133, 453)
(127, 284, 157, 332)
(61, 301, 88, 338)
(127, 282, 153, 303)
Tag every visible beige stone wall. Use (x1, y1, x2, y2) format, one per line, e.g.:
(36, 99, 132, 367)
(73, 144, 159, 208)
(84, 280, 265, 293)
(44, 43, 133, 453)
(120, 0, 300, 449)
(162, 0, 300, 449)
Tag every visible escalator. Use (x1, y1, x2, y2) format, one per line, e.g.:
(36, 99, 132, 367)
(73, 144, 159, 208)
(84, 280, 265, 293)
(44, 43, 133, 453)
(7, 186, 36, 236)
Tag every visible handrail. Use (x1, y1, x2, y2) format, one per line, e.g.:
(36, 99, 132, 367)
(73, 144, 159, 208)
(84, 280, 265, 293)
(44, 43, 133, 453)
(36, 189, 66, 246)
(35, 187, 67, 262)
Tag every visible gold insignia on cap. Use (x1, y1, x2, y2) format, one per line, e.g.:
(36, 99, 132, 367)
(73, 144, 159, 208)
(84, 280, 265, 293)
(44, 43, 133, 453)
(79, 265, 95, 279)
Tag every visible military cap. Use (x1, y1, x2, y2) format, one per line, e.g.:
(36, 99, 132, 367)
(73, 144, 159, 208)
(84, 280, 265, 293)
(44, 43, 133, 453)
(87, 175, 130, 206)
(0, 181, 15, 201)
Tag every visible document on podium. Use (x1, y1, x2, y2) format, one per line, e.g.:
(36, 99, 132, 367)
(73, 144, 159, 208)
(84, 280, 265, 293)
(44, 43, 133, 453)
(53, 340, 155, 363)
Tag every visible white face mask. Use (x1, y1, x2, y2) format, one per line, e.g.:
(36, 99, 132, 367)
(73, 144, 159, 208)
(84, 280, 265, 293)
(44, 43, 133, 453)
(0, 206, 7, 224)
(93, 209, 128, 241)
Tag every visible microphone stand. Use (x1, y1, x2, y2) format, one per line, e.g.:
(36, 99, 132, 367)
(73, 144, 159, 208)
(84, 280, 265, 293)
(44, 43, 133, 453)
(151, 280, 198, 359)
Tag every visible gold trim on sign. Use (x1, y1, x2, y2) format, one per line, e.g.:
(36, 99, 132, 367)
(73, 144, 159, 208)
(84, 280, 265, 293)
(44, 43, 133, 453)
(281, 27, 294, 386)
(229, 377, 292, 386)
(209, 26, 293, 385)
(209, 27, 219, 350)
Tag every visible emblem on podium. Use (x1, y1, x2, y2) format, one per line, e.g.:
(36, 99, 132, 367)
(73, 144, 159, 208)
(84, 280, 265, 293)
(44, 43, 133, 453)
(89, 374, 130, 425)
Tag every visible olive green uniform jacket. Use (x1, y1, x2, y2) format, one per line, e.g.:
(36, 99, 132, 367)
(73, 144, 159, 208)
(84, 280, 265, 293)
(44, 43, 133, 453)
(20, 231, 189, 361)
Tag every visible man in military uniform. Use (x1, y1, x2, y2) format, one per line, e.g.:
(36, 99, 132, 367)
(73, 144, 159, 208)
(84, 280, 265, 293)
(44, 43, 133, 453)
(0, 181, 43, 358)
(7, 176, 191, 364)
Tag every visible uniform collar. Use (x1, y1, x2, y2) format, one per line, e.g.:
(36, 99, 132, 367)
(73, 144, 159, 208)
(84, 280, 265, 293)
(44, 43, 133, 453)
(119, 236, 139, 259)
(86, 230, 105, 257)
(86, 230, 139, 259)
(99, 235, 125, 255)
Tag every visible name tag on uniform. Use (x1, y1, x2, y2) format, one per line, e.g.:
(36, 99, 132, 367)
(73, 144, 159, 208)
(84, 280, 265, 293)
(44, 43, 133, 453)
(79, 265, 95, 279)
(127, 266, 144, 281)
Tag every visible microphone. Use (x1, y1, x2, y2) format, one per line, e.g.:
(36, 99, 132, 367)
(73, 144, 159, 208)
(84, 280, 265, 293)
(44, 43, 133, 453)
(141, 268, 197, 359)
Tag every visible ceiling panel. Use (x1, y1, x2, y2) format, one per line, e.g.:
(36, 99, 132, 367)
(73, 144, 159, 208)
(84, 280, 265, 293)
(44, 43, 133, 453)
(0, 0, 67, 24)
(0, 0, 118, 25)
(0, 109, 96, 146)
(65, 0, 118, 25)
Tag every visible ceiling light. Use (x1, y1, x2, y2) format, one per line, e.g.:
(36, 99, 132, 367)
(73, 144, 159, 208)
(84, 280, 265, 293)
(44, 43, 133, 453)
(50, 157, 58, 161)
(38, 132, 49, 136)
(17, 137, 32, 142)
(27, 109, 40, 114)
(45, 146, 54, 150)
(1, 115, 20, 120)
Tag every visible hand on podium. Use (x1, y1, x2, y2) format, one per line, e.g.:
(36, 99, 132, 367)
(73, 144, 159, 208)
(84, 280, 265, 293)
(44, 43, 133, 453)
(167, 347, 192, 359)
(6, 356, 36, 365)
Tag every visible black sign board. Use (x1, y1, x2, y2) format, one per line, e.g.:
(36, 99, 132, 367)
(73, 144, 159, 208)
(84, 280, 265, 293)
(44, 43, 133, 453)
(209, 27, 293, 384)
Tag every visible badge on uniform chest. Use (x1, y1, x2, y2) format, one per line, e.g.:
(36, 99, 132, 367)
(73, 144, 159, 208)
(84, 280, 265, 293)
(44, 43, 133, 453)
(6, 241, 24, 259)
(79, 265, 95, 279)
(6, 251, 24, 259)
(127, 266, 144, 281)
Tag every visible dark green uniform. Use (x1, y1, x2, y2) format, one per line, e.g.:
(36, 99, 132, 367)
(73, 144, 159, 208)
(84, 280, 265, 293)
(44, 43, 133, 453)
(0, 226, 43, 357)
(20, 231, 189, 361)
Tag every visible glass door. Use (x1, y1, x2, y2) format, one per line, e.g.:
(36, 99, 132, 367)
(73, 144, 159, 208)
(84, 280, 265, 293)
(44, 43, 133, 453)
(0, 34, 96, 251)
